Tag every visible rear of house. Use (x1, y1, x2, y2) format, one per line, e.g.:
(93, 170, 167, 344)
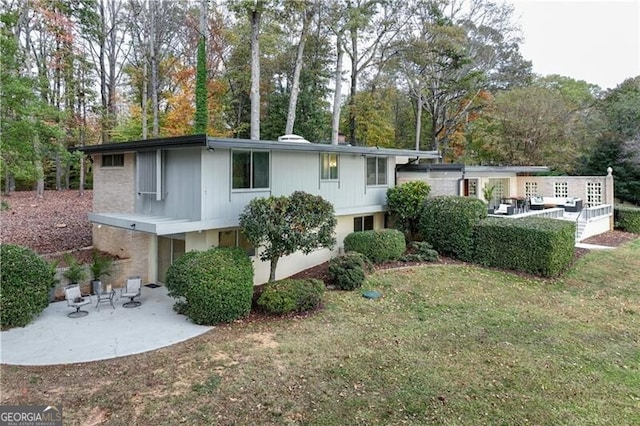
(82, 135, 439, 285)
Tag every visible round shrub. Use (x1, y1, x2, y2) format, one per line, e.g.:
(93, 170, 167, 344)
(256, 278, 324, 315)
(1, 244, 54, 329)
(343, 229, 406, 264)
(328, 252, 372, 290)
(165, 247, 254, 325)
(419, 196, 488, 261)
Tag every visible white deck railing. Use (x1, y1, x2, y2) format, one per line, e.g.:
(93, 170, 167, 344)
(581, 204, 613, 221)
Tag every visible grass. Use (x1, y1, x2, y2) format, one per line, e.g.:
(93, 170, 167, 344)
(2, 239, 639, 425)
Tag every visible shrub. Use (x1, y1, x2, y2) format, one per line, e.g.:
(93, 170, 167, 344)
(615, 205, 640, 233)
(343, 229, 406, 264)
(401, 241, 439, 262)
(62, 253, 87, 284)
(328, 252, 372, 290)
(256, 278, 324, 315)
(0, 244, 55, 329)
(474, 217, 575, 277)
(386, 181, 431, 241)
(165, 247, 254, 325)
(419, 196, 488, 261)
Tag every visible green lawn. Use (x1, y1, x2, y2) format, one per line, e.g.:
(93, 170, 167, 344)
(2, 239, 639, 425)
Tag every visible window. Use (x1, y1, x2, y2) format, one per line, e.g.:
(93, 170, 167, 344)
(488, 178, 508, 205)
(586, 182, 602, 206)
(468, 180, 477, 197)
(354, 215, 374, 232)
(137, 150, 163, 200)
(366, 157, 387, 186)
(219, 229, 255, 256)
(463, 179, 478, 197)
(102, 154, 124, 167)
(524, 182, 538, 198)
(554, 182, 568, 198)
(320, 153, 338, 180)
(232, 150, 269, 189)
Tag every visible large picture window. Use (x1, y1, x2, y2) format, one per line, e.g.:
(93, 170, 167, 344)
(366, 156, 387, 186)
(320, 153, 338, 180)
(232, 150, 269, 189)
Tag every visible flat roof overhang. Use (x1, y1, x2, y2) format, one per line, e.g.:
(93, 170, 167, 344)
(76, 134, 441, 160)
(89, 205, 388, 236)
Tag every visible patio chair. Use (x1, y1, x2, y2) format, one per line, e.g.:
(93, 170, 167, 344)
(121, 276, 142, 308)
(64, 284, 91, 318)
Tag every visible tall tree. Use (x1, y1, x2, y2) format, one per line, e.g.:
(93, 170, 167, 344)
(284, 0, 316, 135)
(398, 0, 530, 158)
(581, 76, 640, 204)
(193, 0, 208, 134)
(249, 1, 263, 140)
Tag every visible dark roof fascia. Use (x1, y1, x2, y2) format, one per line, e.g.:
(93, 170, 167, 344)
(206, 137, 441, 159)
(76, 134, 208, 154)
(75, 134, 441, 159)
(464, 166, 550, 174)
(396, 163, 464, 172)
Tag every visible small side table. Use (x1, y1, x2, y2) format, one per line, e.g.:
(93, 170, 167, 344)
(95, 289, 116, 310)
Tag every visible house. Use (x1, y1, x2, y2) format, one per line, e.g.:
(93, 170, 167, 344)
(79, 134, 440, 285)
(396, 163, 615, 241)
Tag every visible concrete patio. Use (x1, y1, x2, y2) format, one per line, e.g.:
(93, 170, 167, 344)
(0, 285, 213, 366)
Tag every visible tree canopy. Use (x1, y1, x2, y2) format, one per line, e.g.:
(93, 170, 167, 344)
(239, 191, 337, 281)
(1, 0, 638, 205)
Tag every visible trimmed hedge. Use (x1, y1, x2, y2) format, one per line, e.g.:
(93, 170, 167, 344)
(256, 278, 324, 315)
(343, 229, 406, 264)
(328, 252, 372, 290)
(1, 244, 54, 329)
(420, 196, 488, 261)
(165, 247, 254, 325)
(615, 206, 640, 233)
(474, 217, 575, 277)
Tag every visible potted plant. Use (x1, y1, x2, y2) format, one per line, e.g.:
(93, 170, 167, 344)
(482, 183, 496, 210)
(62, 253, 88, 287)
(90, 250, 113, 294)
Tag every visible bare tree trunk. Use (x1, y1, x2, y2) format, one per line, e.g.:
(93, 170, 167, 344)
(269, 256, 279, 282)
(107, 0, 118, 139)
(331, 38, 343, 145)
(415, 91, 422, 151)
(150, 0, 159, 137)
(34, 133, 44, 198)
(78, 62, 87, 195)
(55, 153, 62, 190)
(142, 51, 148, 139)
(285, 7, 313, 135)
(250, 7, 261, 140)
(348, 25, 358, 144)
(99, 0, 108, 143)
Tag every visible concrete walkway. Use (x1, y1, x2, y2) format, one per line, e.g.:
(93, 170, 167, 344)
(575, 242, 616, 250)
(0, 285, 213, 366)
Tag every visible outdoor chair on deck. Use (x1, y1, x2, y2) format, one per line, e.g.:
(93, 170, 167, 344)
(64, 284, 91, 318)
(121, 276, 142, 308)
